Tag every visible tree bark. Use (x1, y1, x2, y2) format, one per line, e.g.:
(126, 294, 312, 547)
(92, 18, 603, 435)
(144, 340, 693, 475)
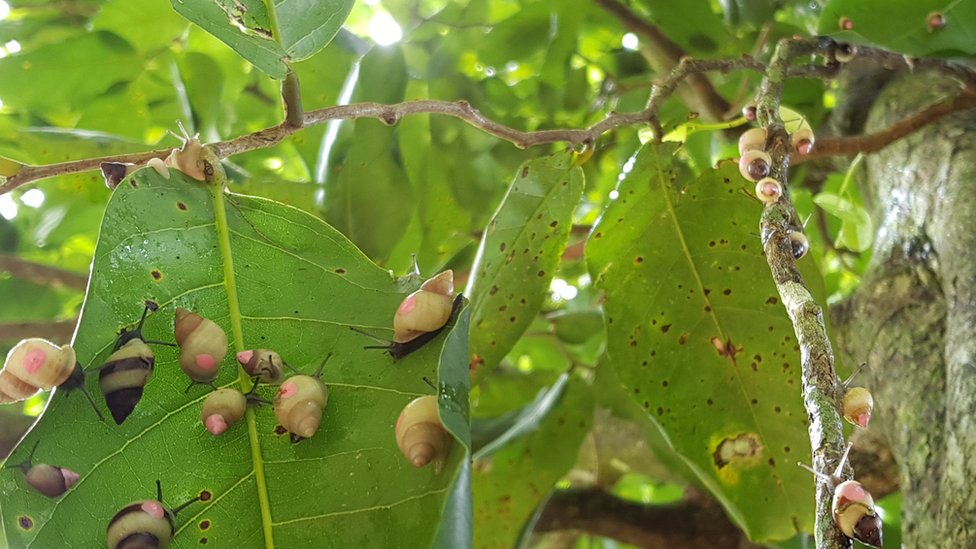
(832, 71, 976, 548)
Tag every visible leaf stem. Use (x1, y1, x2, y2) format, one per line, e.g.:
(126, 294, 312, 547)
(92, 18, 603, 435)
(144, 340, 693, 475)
(208, 160, 276, 549)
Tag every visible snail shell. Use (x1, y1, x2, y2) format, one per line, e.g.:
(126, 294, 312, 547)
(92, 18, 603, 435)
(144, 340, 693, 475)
(395, 395, 452, 473)
(0, 339, 77, 403)
(107, 481, 200, 549)
(833, 480, 883, 547)
(842, 386, 873, 429)
(274, 372, 328, 441)
(236, 349, 285, 384)
(394, 270, 455, 343)
(200, 388, 247, 436)
(26, 464, 80, 498)
(99, 338, 155, 425)
(174, 308, 227, 386)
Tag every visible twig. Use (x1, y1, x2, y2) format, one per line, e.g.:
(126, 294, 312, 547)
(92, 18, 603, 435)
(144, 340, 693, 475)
(799, 85, 976, 162)
(591, 0, 731, 121)
(534, 488, 766, 549)
(0, 319, 77, 343)
(0, 254, 88, 291)
(755, 37, 850, 549)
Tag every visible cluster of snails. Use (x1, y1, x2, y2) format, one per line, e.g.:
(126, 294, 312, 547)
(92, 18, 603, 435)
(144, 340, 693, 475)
(4, 267, 460, 549)
(736, 106, 813, 260)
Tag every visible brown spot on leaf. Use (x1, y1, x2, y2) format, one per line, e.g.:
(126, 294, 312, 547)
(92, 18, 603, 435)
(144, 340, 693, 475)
(709, 240, 716, 247)
(634, 256, 643, 264)
(538, 270, 545, 277)
(679, 333, 688, 344)
(713, 433, 763, 468)
(657, 407, 664, 416)
(469, 355, 484, 372)
(661, 324, 671, 333)
(723, 289, 731, 296)
(489, 286, 498, 295)
(199, 490, 213, 502)
(274, 425, 288, 435)
(549, 221, 558, 228)
(130, 179, 138, 188)
(18, 516, 33, 530)
(522, 167, 529, 178)
(177, 201, 188, 211)
(766, 297, 778, 305)
(200, 520, 211, 530)
(151, 270, 162, 281)
(500, 243, 506, 251)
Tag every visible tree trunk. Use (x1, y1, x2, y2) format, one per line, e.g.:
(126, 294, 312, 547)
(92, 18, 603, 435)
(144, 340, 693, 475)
(832, 71, 976, 548)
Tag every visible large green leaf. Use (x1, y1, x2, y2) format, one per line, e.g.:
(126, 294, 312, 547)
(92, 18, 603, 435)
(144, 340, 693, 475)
(471, 373, 593, 549)
(0, 167, 470, 548)
(169, 0, 354, 78)
(467, 151, 585, 381)
(586, 143, 816, 542)
(819, 0, 976, 57)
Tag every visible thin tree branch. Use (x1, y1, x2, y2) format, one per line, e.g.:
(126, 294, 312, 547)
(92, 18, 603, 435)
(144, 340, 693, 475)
(0, 319, 77, 343)
(799, 85, 976, 162)
(591, 0, 732, 121)
(534, 488, 766, 549)
(0, 254, 88, 291)
(755, 37, 851, 549)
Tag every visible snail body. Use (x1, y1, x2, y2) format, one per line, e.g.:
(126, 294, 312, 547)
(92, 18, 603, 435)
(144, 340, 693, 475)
(11, 442, 80, 498)
(107, 481, 200, 549)
(274, 355, 330, 443)
(174, 308, 228, 389)
(99, 301, 172, 425)
(148, 121, 206, 181)
(352, 269, 464, 360)
(236, 349, 286, 384)
(395, 395, 452, 473)
(0, 339, 103, 421)
(799, 442, 883, 547)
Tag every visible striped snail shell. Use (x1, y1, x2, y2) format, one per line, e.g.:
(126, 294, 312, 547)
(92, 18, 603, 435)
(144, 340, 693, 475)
(395, 395, 452, 473)
(174, 308, 227, 388)
(107, 481, 200, 549)
(236, 349, 285, 384)
(274, 355, 329, 443)
(200, 388, 247, 436)
(99, 302, 168, 425)
(12, 441, 80, 498)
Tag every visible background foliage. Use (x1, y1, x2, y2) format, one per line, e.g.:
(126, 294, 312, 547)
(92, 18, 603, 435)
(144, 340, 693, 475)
(0, 0, 967, 547)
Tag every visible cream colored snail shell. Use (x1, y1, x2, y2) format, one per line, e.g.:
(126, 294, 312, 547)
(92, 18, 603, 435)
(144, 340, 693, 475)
(393, 270, 455, 343)
(788, 231, 809, 260)
(791, 128, 815, 155)
(0, 338, 77, 403)
(151, 123, 206, 181)
(738, 128, 767, 155)
(833, 480, 883, 547)
(842, 386, 873, 429)
(237, 349, 285, 384)
(107, 499, 176, 549)
(395, 395, 452, 473)
(738, 150, 771, 182)
(175, 308, 228, 385)
(201, 388, 247, 435)
(274, 374, 328, 440)
(755, 178, 783, 204)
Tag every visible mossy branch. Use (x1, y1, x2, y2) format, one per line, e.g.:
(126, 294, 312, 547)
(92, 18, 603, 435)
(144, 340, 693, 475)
(754, 37, 852, 549)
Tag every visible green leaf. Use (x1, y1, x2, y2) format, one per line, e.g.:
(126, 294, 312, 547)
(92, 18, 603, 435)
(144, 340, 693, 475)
(0, 32, 143, 112)
(0, 167, 470, 548)
(169, 0, 354, 78)
(170, 0, 289, 78)
(471, 373, 594, 549)
(819, 0, 976, 57)
(467, 151, 585, 381)
(812, 192, 873, 253)
(471, 372, 570, 459)
(585, 143, 817, 542)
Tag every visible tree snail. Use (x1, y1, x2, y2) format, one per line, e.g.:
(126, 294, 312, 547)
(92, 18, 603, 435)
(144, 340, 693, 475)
(0, 338, 104, 420)
(352, 269, 465, 360)
(99, 301, 175, 425)
(738, 150, 772, 182)
(236, 349, 286, 384)
(174, 308, 228, 390)
(107, 480, 201, 549)
(836, 365, 873, 429)
(799, 442, 883, 547)
(147, 121, 206, 181)
(790, 128, 815, 155)
(737, 128, 767, 155)
(395, 395, 452, 474)
(200, 381, 269, 436)
(274, 354, 330, 443)
(10, 441, 80, 498)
